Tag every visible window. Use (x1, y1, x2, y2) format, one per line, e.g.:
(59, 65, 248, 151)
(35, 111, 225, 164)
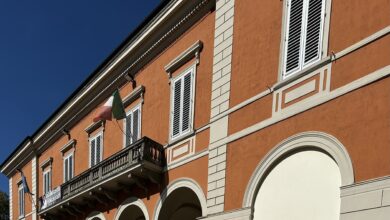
(90, 132, 103, 167)
(283, 0, 326, 78)
(171, 66, 195, 140)
(124, 105, 141, 147)
(43, 169, 51, 195)
(63, 153, 74, 182)
(18, 184, 24, 217)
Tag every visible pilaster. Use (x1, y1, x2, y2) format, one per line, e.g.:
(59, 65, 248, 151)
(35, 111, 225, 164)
(207, 0, 235, 215)
(9, 177, 12, 220)
(31, 156, 37, 220)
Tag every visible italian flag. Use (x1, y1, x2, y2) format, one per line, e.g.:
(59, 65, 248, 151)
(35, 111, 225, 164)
(93, 89, 126, 122)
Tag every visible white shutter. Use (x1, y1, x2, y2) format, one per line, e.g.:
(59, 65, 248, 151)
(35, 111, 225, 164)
(96, 136, 101, 164)
(285, 0, 304, 75)
(90, 139, 96, 166)
(172, 79, 182, 137)
(284, 0, 325, 77)
(125, 113, 132, 147)
(69, 155, 73, 179)
(182, 73, 192, 131)
(64, 158, 69, 182)
(303, 0, 323, 64)
(132, 108, 140, 143)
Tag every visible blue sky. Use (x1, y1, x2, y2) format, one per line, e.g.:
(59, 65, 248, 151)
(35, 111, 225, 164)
(0, 1, 161, 194)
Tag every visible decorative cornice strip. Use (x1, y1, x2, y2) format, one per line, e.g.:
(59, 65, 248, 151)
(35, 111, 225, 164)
(40, 157, 53, 169)
(60, 139, 77, 154)
(1, 0, 213, 176)
(165, 40, 203, 74)
(84, 120, 105, 134)
(122, 85, 145, 107)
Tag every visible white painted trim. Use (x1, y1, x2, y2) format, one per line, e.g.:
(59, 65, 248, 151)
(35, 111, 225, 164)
(0, 0, 188, 175)
(165, 40, 203, 75)
(114, 197, 149, 220)
(242, 131, 354, 208)
(199, 207, 252, 220)
(341, 176, 390, 197)
(284, 79, 316, 103)
(333, 25, 390, 61)
(210, 65, 390, 156)
(153, 178, 208, 220)
(166, 149, 209, 171)
(86, 211, 106, 220)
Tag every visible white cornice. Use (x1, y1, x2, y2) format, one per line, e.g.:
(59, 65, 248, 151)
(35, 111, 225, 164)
(1, 0, 215, 176)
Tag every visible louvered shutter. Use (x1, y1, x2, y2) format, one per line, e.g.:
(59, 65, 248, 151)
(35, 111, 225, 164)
(69, 155, 73, 179)
(182, 73, 192, 131)
(91, 139, 96, 166)
(96, 136, 101, 164)
(285, 0, 304, 75)
(64, 159, 69, 181)
(303, 0, 323, 64)
(125, 114, 132, 147)
(132, 108, 140, 143)
(172, 80, 182, 137)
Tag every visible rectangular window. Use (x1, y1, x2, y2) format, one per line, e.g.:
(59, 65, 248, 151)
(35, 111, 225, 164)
(171, 67, 194, 140)
(18, 184, 24, 217)
(43, 169, 52, 195)
(63, 154, 74, 182)
(284, 0, 325, 78)
(125, 105, 141, 147)
(90, 132, 103, 167)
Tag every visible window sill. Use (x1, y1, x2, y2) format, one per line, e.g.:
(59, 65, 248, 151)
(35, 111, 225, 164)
(274, 57, 331, 91)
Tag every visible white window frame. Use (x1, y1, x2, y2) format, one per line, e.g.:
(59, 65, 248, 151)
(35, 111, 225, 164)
(123, 104, 142, 148)
(279, 0, 331, 80)
(43, 169, 52, 195)
(169, 64, 196, 142)
(18, 184, 24, 218)
(63, 153, 74, 183)
(89, 131, 104, 168)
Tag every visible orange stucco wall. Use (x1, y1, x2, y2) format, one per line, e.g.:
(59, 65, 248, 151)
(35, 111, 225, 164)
(225, 77, 390, 211)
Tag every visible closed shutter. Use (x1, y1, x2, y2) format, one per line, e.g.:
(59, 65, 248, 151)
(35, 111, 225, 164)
(132, 108, 140, 143)
(182, 73, 192, 131)
(172, 80, 182, 137)
(96, 136, 101, 164)
(303, 0, 323, 64)
(64, 159, 69, 181)
(69, 155, 73, 179)
(285, 0, 304, 74)
(125, 114, 132, 147)
(90, 139, 96, 166)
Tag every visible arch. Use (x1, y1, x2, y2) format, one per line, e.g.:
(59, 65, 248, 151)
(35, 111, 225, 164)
(86, 211, 106, 220)
(243, 131, 354, 208)
(153, 178, 207, 220)
(114, 197, 149, 220)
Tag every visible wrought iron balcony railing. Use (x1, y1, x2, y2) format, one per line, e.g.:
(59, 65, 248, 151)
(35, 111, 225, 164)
(39, 137, 164, 215)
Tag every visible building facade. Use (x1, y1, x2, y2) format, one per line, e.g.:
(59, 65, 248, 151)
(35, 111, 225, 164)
(1, 0, 390, 219)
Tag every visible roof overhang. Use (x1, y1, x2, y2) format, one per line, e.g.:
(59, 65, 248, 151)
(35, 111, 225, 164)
(1, 0, 215, 177)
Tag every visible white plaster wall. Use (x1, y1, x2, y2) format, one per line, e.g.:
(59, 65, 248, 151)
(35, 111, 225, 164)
(253, 151, 341, 220)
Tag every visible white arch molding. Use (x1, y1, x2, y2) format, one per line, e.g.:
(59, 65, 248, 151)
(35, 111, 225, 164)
(85, 211, 106, 220)
(114, 197, 150, 220)
(242, 131, 355, 208)
(153, 178, 208, 220)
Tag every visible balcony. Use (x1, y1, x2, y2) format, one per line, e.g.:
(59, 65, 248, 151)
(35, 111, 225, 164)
(39, 137, 165, 218)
